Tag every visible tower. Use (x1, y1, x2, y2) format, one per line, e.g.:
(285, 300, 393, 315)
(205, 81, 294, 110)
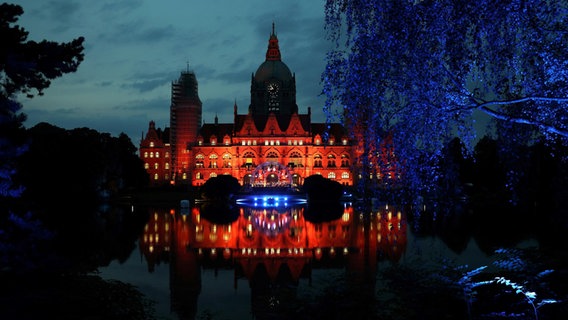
(250, 23, 298, 116)
(170, 69, 202, 182)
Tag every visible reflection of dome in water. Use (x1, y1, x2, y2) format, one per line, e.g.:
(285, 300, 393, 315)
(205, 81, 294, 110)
(252, 209, 290, 236)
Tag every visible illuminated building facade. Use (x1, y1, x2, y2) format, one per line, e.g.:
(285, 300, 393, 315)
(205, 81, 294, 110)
(140, 24, 397, 187)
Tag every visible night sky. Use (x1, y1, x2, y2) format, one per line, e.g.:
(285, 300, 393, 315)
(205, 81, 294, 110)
(12, 0, 330, 143)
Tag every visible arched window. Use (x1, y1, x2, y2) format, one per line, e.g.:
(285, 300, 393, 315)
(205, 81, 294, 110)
(243, 152, 256, 168)
(210, 173, 217, 178)
(288, 151, 302, 167)
(196, 172, 203, 180)
(155, 152, 160, 158)
(209, 154, 218, 168)
(328, 172, 336, 179)
(144, 152, 148, 158)
(342, 172, 350, 179)
(266, 151, 278, 160)
(195, 154, 205, 168)
(341, 154, 350, 167)
(313, 154, 323, 167)
(165, 163, 170, 170)
(154, 173, 159, 180)
(327, 154, 336, 167)
(144, 163, 149, 169)
(222, 153, 232, 168)
(154, 163, 159, 169)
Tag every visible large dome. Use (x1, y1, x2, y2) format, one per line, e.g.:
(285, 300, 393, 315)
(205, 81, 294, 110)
(254, 60, 293, 83)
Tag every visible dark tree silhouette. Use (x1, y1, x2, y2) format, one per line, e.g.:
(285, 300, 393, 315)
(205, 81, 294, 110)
(200, 175, 241, 200)
(0, 3, 84, 273)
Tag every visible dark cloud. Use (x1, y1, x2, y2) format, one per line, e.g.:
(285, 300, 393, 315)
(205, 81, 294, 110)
(111, 97, 170, 112)
(45, 0, 82, 21)
(97, 81, 114, 87)
(99, 0, 143, 14)
(99, 20, 178, 44)
(120, 70, 178, 93)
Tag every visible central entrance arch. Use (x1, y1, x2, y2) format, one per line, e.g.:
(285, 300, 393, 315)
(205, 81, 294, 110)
(250, 161, 293, 187)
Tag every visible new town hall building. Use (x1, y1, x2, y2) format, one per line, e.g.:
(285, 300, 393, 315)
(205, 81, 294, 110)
(140, 25, 379, 188)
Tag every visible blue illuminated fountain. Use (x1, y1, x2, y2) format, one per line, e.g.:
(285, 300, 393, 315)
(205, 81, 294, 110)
(235, 161, 307, 208)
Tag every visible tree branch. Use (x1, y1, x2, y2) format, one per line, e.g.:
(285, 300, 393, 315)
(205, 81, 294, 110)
(479, 102, 568, 137)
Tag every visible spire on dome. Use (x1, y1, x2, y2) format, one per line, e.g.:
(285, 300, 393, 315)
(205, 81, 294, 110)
(266, 22, 281, 61)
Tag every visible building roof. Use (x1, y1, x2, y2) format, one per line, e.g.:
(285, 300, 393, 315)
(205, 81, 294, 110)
(198, 123, 234, 140)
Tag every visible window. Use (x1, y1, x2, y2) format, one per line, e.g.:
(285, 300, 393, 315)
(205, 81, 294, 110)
(341, 154, 350, 167)
(314, 154, 323, 167)
(243, 152, 255, 168)
(195, 154, 205, 168)
(342, 172, 350, 179)
(182, 172, 187, 180)
(165, 152, 169, 158)
(209, 154, 218, 168)
(150, 142, 154, 147)
(210, 173, 217, 178)
(144, 163, 149, 169)
(165, 163, 170, 170)
(150, 152, 154, 158)
(144, 152, 148, 158)
(154, 173, 158, 180)
(155, 152, 160, 158)
(196, 172, 203, 180)
(154, 163, 159, 169)
(314, 134, 322, 145)
(289, 151, 302, 167)
(222, 153, 232, 168)
(327, 154, 337, 167)
(328, 172, 336, 179)
(266, 151, 278, 160)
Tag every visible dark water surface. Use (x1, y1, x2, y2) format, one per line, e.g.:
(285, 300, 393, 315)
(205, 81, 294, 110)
(97, 200, 567, 319)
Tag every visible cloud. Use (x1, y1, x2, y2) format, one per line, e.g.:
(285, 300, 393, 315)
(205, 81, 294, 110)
(99, 21, 178, 45)
(119, 70, 178, 93)
(111, 97, 170, 112)
(99, 0, 143, 15)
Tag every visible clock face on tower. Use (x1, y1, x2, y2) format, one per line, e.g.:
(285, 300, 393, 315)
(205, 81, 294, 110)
(267, 81, 280, 112)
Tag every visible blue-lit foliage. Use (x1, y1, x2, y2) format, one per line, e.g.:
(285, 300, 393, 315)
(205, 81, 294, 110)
(323, 0, 568, 197)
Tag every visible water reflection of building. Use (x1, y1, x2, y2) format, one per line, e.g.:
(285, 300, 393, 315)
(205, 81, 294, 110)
(139, 203, 406, 318)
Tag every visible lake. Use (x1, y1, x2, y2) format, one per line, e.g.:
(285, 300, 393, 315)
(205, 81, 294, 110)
(98, 199, 567, 319)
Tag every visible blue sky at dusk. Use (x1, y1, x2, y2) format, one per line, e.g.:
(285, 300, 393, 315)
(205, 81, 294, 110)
(12, 0, 329, 143)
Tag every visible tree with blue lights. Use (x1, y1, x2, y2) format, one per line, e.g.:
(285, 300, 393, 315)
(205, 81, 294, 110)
(0, 3, 84, 272)
(322, 0, 568, 198)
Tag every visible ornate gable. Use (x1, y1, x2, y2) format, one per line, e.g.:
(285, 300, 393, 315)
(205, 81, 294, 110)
(261, 113, 284, 135)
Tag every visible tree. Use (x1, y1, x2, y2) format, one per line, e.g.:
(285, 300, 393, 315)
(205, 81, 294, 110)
(0, 3, 84, 272)
(322, 0, 568, 197)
